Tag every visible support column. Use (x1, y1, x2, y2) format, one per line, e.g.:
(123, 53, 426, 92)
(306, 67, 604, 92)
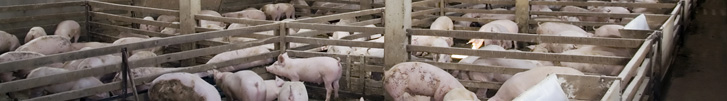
(515, 0, 530, 33)
(383, 0, 412, 99)
(179, 0, 200, 66)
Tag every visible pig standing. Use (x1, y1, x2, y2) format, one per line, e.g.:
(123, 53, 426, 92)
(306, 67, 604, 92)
(140, 16, 161, 32)
(265, 53, 341, 101)
(213, 70, 266, 101)
(469, 20, 518, 49)
(199, 46, 273, 77)
(384, 62, 465, 101)
(0, 31, 20, 53)
(278, 81, 308, 101)
(15, 35, 73, 55)
(428, 16, 454, 46)
(25, 67, 108, 100)
(488, 66, 584, 101)
(263, 3, 295, 21)
(54, 20, 81, 43)
(264, 77, 286, 101)
(149, 72, 221, 101)
(25, 27, 47, 44)
(223, 8, 267, 20)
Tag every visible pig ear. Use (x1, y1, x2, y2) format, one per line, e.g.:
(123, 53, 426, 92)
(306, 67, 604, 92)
(277, 54, 286, 63)
(275, 77, 285, 86)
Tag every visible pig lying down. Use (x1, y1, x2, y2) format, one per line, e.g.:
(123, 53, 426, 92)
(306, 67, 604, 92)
(214, 70, 266, 101)
(0, 51, 63, 82)
(16, 35, 74, 55)
(149, 72, 221, 101)
(25, 27, 47, 44)
(266, 53, 341, 101)
(264, 77, 286, 101)
(384, 62, 476, 101)
(25, 67, 108, 100)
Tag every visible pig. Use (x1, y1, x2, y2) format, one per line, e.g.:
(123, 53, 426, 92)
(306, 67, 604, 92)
(25, 27, 47, 44)
(140, 16, 161, 32)
(264, 77, 286, 101)
(111, 67, 179, 96)
(411, 36, 452, 63)
(25, 67, 109, 100)
(265, 53, 341, 101)
(532, 30, 591, 53)
(350, 37, 385, 57)
(594, 25, 625, 38)
(428, 16, 454, 46)
(223, 9, 267, 20)
(0, 31, 20, 53)
(443, 87, 480, 101)
(262, 4, 280, 20)
(488, 66, 584, 101)
(199, 10, 226, 30)
(118, 31, 150, 38)
(456, 45, 540, 98)
(277, 82, 308, 101)
(469, 20, 518, 49)
(70, 42, 110, 51)
(478, 8, 516, 21)
(559, 45, 631, 75)
(156, 15, 179, 30)
(560, 6, 608, 22)
(0, 51, 63, 82)
(149, 72, 221, 101)
(160, 22, 181, 35)
(227, 23, 249, 30)
(15, 35, 73, 55)
(384, 62, 465, 101)
(401, 92, 431, 101)
(112, 37, 163, 54)
(275, 3, 296, 20)
(213, 70, 267, 101)
(198, 46, 274, 77)
(54, 20, 81, 43)
(536, 22, 589, 36)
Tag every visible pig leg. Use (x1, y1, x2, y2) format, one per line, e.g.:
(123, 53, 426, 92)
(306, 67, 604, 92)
(333, 79, 339, 98)
(325, 81, 333, 101)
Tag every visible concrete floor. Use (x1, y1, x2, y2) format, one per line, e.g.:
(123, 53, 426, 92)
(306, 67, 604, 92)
(661, 0, 727, 100)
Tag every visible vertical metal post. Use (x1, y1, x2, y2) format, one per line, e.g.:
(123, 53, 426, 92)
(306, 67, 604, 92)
(383, 0, 412, 99)
(515, 0, 531, 33)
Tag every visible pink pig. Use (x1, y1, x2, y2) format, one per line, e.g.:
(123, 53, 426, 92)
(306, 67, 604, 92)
(265, 53, 342, 101)
(214, 70, 267, 101)
(384, 62, 465, 101)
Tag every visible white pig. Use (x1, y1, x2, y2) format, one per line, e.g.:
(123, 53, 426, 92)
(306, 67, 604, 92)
(70, 42, 110, 51)
(161, 22, 181, 35)
(532, 30, 591, 53)
(278, 81, 308, 101)
(429, 16, 455, 46)
(199, 10, 226, 30)
(443, 87, 480, 101)
(384, 62, 465, 101)
(488, 66, 584, 101)
(54, 20, 81, 43)
(536, 22, 589, 36)
(275, 3, 296, 20)
(213, 70, 266, 101)
(112, 37, 163, 54)
(25, 67, 108, 100)
(149, 72, 221, 101)
(0, 31, 20, 53)
(594, 25, 625, 38)
(469, 20, 518, 49)
(262, 4, 280, 20)
(140, 16, 161, 32)
(411, 36, 452, 63)
(559, 45, 631, 75)
(15, 35, 73, 55)
(199, 46, 273, 77)
(264, 77, 286, 101)
(265, 53, 341, 101)
(0, 51, 63, 82)
(111, 67, 179, 96)
(25, 27, 47, 44)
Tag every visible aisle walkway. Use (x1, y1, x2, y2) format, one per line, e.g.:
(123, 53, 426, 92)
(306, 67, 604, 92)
(662, 0, 727, 100)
